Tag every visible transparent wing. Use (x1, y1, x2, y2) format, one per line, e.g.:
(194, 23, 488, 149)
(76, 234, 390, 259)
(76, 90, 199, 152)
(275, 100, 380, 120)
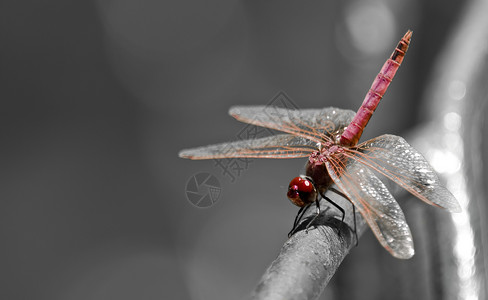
(344, 134, 461, 212)
(179, 134, 318, 160)
(229, 106, 355, 144)
(325, 157, 414, 259)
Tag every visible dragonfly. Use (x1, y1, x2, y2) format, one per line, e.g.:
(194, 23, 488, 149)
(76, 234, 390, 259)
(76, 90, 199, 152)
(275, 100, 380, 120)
(179, 30, 461, 259)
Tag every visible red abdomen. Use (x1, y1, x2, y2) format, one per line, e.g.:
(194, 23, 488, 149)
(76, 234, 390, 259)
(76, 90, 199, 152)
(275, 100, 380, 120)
(339, 30, 412, 147)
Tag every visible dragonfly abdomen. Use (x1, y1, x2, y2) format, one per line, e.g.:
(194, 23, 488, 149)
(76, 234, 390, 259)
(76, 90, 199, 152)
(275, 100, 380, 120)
(340, 30, 412, 147)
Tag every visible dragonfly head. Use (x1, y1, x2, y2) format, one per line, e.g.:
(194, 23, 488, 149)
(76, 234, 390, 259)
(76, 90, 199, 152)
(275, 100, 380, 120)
(287, 175, 318, 207)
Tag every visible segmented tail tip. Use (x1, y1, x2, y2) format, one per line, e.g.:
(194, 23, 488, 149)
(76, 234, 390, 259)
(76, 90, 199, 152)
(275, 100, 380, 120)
(403, 30, 413, 42)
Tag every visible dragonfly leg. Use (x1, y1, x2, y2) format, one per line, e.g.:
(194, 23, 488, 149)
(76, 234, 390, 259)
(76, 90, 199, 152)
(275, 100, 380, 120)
(288, 204, 311, 238)
(329, 187, 358, 246)
(352, 204, 358, 246)
(305, 200, 321, 233)
(318, 191, 345, 238)
(319, 191, 345, 224)
(293, 205, 306, 229)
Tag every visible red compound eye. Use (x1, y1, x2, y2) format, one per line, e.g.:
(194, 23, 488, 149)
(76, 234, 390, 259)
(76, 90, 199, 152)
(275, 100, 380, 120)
(287, 176, 317, 207)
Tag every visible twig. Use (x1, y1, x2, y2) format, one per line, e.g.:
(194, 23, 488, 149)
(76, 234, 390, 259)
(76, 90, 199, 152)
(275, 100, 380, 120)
(251, 190, 366, 300)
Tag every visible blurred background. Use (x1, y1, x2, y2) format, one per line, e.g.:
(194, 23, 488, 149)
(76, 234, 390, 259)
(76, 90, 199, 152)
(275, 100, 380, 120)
(1, 0, 486, 299)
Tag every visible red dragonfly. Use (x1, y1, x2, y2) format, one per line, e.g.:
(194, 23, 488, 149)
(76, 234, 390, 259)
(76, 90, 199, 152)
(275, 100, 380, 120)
(179, 31, 461, 259)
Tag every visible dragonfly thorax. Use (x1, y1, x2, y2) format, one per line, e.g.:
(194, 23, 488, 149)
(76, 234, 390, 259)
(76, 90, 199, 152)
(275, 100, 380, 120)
(309, 143, 344, 164)
(305, 144, 345, 194)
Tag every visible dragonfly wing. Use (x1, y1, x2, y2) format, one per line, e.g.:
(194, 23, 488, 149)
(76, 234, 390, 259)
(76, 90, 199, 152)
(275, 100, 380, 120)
(326, 158, 414, 259)
(346, 134, 461, 212)
(179, 134, 317, 160)
(229, 106, 355, 144)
